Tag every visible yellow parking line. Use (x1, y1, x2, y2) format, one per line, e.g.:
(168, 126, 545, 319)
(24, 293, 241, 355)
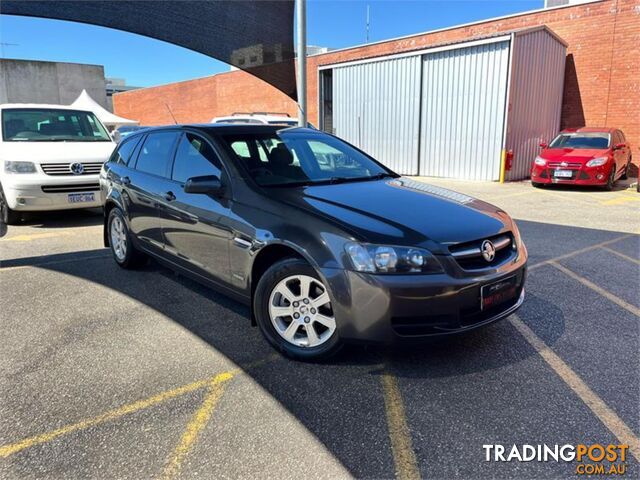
(600, 246, 640, 265)
(510, 315, 640, 462)
(601, 196, 640, 206)
(550, 262, 640, 317)
(529, 234, 632, 271)
(0, 356, 277, 459)
(1, 232, 72, 242)
(0, 377, 212, 458)
(162, 373, 233, 480)
(381, 369, 421, 480)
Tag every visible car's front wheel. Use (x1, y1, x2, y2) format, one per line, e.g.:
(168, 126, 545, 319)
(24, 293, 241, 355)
(0, 185, 21, 225)
(107, 207, 147, 269)
(604, 166, 616, 191)
(254, 258, 342, 361)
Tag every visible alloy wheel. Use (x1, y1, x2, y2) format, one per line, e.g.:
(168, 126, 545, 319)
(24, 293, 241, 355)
(268, 274, 336, 348)
(110, 216, 127, 261)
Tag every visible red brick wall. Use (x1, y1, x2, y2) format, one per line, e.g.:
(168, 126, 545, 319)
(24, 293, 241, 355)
(114, 0, 639, 163)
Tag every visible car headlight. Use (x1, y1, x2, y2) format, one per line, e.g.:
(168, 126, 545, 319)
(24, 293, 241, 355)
(345, 242, 443, 274)
(4, 161, 37, 174)
(534, 156, 546, 166)
(586, 157, 607, 167)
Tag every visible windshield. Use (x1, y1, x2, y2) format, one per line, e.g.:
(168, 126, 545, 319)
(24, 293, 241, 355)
(2, 108, 111, 142)
(220, 132, 395, 187)
(549, 133, 610, 149)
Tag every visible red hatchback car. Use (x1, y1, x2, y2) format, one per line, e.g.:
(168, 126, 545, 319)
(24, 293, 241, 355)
(531, 127, 632, 190)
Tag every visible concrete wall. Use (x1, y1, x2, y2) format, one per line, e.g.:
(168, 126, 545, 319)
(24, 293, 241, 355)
(0, 59, 108, 108)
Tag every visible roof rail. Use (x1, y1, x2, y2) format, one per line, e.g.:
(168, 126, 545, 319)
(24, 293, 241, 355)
(231, 112, 291, 117)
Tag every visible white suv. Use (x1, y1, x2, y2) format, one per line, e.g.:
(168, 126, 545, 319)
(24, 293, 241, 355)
(0, 104, 115, 224)
(211, 112, 300, 127)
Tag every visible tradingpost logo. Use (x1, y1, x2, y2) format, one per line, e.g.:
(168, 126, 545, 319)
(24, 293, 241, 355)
(483, 444, 629, 475)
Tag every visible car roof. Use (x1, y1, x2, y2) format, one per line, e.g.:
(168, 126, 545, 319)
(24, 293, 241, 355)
(121, 124, 318, 139)
(560, 127, 616, 134)
(127, 123, 322, 135)
(0, 103, 93, 113)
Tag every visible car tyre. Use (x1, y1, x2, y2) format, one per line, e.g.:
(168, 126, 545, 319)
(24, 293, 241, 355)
(107, 207, 147, 269)
(604, 167, 616, 191)
(620, 160, 630, 180)
(0, 185, 21, 225)
(254, 258, 343, 361)
(531, 181, 544, 188)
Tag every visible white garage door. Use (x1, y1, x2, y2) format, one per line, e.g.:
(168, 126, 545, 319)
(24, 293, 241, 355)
(333, 56, 422, 175)
(419, 41, 510, 180)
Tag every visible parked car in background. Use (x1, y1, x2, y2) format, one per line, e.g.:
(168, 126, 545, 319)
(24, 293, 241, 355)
(531, 127, 632, 190)
(0, 104, 115, 224)
(101, 124, 527, 360)
(113, 125, 147, 143)
(211, 112, 308, 127)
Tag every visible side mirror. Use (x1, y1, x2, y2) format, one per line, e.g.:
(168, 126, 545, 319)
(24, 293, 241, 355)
(184, 175, 223, 196)
(539, 142, 548, 149)
(613, 143, 625, 150)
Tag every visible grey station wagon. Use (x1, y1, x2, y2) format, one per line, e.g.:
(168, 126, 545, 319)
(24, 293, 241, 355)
(101, 125, 527, 360)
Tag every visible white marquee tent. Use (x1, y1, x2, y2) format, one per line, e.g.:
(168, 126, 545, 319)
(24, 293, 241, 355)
(71, 90, 138, 128)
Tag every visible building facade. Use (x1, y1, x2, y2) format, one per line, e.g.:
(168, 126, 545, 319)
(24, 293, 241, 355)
(113, 0, 639, 177)
(0, 59, 109, 108)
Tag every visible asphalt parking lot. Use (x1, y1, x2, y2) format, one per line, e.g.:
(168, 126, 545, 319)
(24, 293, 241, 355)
(1, 178, 638, 479)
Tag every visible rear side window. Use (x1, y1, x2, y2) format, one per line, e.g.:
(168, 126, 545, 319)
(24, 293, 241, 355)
(172, 133, 223, 183)
(113, 136, 141, 165)
(135, 131, 179, 177)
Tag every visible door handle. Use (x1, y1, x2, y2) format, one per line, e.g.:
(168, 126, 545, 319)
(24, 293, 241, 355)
(120, 176, 131, 185)
(163, 191, 176, 202)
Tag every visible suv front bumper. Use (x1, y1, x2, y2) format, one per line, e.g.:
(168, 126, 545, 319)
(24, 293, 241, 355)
(321, 252, 527, 344)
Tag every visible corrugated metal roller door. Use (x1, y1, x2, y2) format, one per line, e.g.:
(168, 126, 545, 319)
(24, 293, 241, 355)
(333, 56, 421, 175)
(419, 41, 510, 180)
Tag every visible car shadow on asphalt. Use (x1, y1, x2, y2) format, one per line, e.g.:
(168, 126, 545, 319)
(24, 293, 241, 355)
(6, 208, 103, 229)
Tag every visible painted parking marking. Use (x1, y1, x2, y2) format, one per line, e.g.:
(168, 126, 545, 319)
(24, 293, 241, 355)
(0, 376, 212, 458)
(162, 372, 233, 480)
(509, 315, 640, 462)
(0, 254, 111, 272)
(600, 246, 640, 265)
(601, 196, 640, 206)
(528, 234, 632, 271)
(0, 231, 73, 242)
(381, 367, 421, 480)
(549, 261, 640, 317)
(0, 356, 277, 459)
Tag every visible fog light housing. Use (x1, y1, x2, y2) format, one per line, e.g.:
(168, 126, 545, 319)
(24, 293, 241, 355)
(17, 198, 26, 205)
(596, 173, 604, 180)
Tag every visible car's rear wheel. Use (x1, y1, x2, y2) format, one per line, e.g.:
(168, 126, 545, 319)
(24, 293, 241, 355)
(620, 159, 631, 180)
(254, 258, 342, 361)
(108, 207, 147, 269)
(0, 185, 21, 225)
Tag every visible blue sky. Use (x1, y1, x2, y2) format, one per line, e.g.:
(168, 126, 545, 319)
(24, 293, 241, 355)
(0, 1, 542, 87)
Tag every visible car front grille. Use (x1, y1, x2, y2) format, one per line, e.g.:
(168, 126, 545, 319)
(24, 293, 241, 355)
(41, 183, 100, 193)
(547, 162, 582, 169)
(41, 162, 103, 176)
(448, 233, 515, 270)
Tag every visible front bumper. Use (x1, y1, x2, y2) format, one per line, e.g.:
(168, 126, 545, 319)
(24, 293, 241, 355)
(1, 175, 103, 211)
(531, 163, 611, 185)
(321, 253, 527, 344)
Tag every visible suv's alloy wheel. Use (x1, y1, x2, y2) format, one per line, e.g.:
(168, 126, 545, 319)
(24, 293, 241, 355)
(254, 258, 342, 361)
(268, 274, 336, 348)
(107, 207, 147, 269)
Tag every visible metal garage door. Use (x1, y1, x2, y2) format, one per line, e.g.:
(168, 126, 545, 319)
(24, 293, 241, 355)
(419, 41, 510, 180)
(333, 56, 422, 175)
